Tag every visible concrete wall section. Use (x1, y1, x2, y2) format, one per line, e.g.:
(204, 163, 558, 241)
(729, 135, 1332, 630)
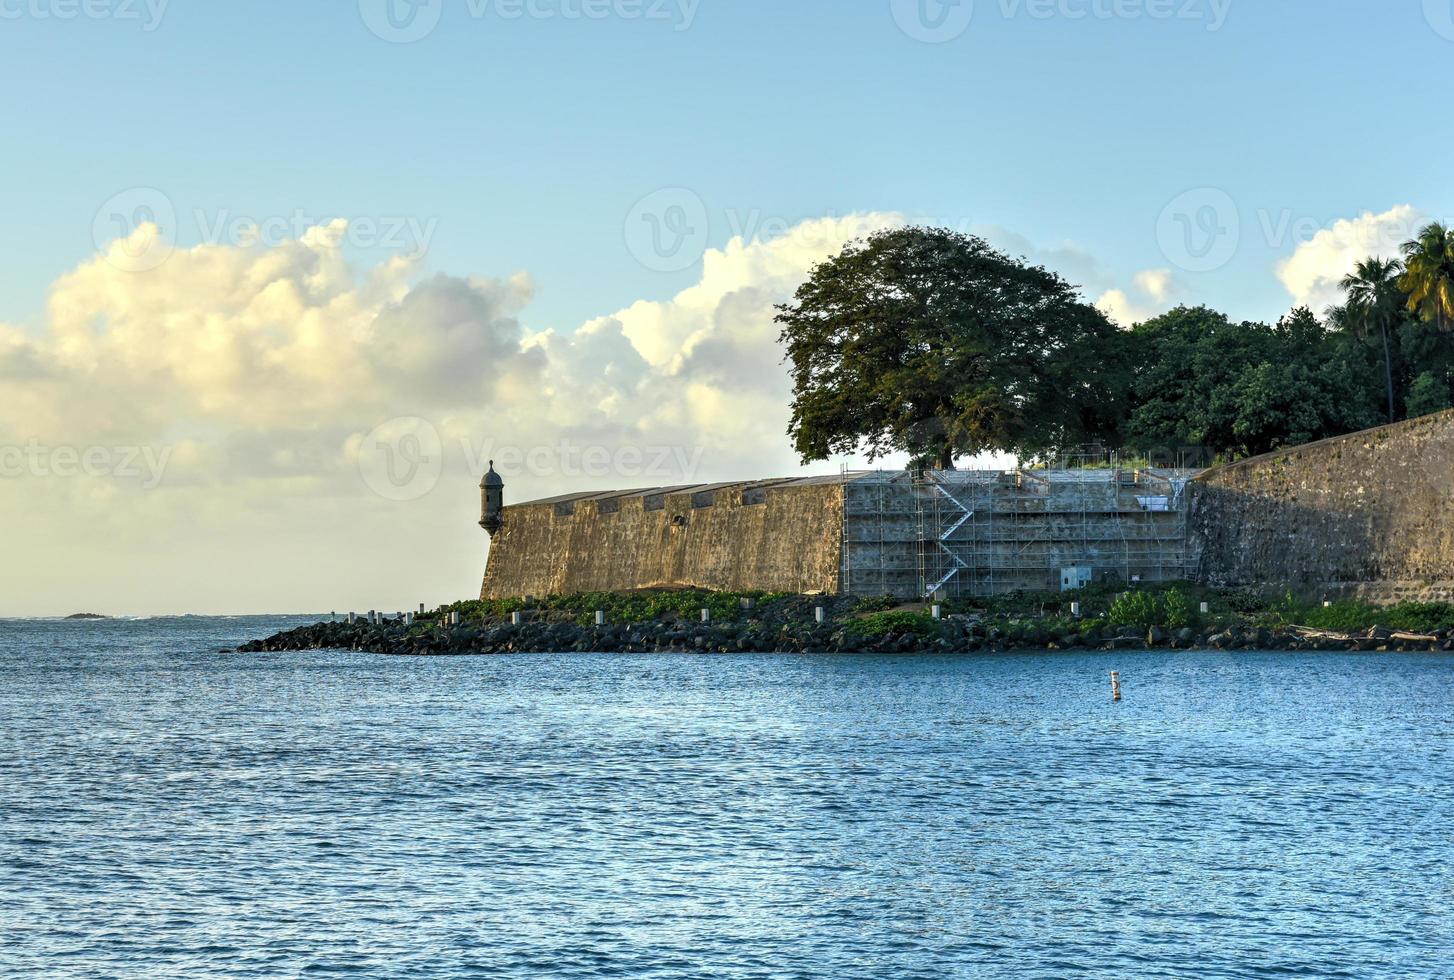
(480, 479, 847, 599)
(1190, 409, 1454, 599)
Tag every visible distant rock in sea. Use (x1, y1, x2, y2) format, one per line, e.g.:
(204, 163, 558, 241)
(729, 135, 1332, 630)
(65, 613, 109, 620)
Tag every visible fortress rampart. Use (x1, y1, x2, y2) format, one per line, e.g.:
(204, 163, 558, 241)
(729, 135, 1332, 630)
(1188, 409, 1454, 602)
(479, 478, 847, 598)
(479, 411, 1454, 603)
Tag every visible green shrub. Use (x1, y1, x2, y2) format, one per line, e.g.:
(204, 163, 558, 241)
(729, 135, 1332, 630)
(1383, 602, 1454, 632)
(844, 611, 941, 640)
(853, 595, 899, 614)
(1108, 591, 1160, 628)
(1163, 587, 1193, 628)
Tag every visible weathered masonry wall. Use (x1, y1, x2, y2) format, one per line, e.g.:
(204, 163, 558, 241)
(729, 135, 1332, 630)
(1190, 409, 1454, 601)
(480, 479, 846, 599)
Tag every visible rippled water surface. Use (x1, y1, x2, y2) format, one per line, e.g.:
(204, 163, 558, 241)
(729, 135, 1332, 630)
(2, 616, 1451, 978)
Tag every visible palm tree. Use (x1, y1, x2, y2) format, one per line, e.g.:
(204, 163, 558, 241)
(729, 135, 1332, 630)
(1400, 222, 1454, 332)
(1338, 257, 1404, 422)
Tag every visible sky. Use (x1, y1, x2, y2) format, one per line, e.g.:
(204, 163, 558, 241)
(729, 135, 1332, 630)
(2, 0, 1452, 615)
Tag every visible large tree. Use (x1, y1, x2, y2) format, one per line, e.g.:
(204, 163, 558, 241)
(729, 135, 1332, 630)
(1335, 256, 1404, 422)
(776, 227, 1123, 469)
(1401, 222, 1454, 331)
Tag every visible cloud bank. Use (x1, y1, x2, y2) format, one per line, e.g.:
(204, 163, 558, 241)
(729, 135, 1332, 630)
(0, 213, 906, 614)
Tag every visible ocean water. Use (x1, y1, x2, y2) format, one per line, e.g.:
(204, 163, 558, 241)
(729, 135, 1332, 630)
(1, 617, 1450, 979)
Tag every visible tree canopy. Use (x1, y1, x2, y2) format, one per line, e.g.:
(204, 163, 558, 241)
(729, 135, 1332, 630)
(776, 227, 1123, 469)
(777, 225, 1454, 468)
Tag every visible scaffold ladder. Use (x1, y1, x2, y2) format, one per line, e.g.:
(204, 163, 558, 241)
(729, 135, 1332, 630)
(922, 477, 972, 598)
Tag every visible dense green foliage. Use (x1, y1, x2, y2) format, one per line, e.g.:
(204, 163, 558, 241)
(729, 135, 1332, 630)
(1266, 595, 1454, 633)
(1107, 591, 1161, 629)
(1118, 306, 1385, 460)
(779, 225, 1454, 464)
(776, 227, 1123, 468)
(431, 589, 795, 627)
(1407, 371, 1452, 418)
(843, 611, 942, 639)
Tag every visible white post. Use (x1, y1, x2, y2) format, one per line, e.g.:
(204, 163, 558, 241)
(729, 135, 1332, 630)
(815, 607, 825, 624)
(1200, 602, 1210, 615)
(511, 611, 521, 626)
(595, 610, 606, 626)
(701, 609, 711, 624)
(1071, 601, 1082, 619)
(932, 604, 942, 621)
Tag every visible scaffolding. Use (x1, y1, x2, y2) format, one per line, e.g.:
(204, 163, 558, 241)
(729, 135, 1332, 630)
(840, 466, 1200, 599)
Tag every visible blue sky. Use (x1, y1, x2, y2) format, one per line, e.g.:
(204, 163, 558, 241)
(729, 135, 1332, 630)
(4, 0, 1452, 332)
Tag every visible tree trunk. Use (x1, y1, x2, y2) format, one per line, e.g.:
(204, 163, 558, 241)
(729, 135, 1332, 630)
(937, 444, 955, 471)
(1380, 322, 1396, 422)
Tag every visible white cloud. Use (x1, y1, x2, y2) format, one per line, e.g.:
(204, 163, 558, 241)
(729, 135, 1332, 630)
(1276, 205, 1423, 312)
(1135, 268, 1175, 303)
(0, 213, 908, 614)
(1095, 267, 1182, 326)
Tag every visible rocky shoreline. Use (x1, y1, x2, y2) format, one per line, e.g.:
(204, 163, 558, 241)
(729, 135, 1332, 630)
(236, 616, 1454, 657)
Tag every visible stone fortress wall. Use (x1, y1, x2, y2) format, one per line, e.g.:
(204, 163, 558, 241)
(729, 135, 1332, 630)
(479, 410, 1454, 603)
(1188, 408, 1454, 602)
(479, 477, 849, 599)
